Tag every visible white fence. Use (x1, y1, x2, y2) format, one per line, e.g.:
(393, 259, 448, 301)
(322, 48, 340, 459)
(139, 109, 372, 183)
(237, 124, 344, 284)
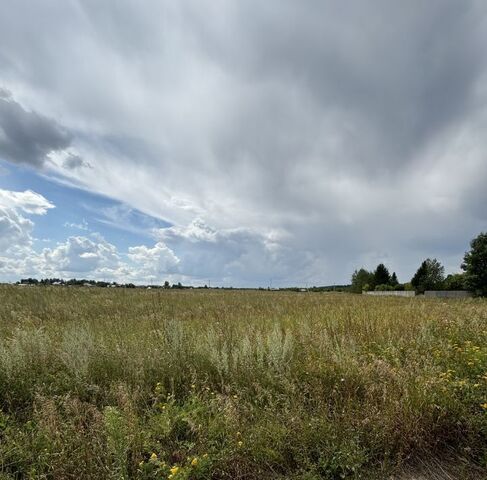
(424, 290, 472, 299)
(363, 291, 415, 297)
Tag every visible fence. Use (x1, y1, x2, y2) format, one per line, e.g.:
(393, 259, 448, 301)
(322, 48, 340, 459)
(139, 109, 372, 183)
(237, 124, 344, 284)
(424, 290, 472, 299)
(363, 291, 416, 297)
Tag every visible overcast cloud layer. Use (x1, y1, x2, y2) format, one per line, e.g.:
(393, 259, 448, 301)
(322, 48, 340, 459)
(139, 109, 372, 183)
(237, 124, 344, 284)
(0, 0, 486, 285)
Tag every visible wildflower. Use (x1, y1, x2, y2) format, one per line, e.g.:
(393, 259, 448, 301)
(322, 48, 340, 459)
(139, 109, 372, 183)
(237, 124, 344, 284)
(474, 383, 481, 388)
(191, 457, 198, 466)
(150, 452, 158, 462)
(237, 441, 243, 447)
(236, 431, 241, 437)
(170, 466, 180, 475)
(191, 384, 196, 389)
(203, 453, 208, 458)
(481, 403, 487, 410)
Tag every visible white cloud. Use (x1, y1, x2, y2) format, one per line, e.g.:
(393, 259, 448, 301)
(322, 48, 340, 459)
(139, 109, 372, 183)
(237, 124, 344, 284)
(0, 188, 54, 215)
(0, 188, 55, 280)
(0, 205, 34, 251)
(0, 188, 53, 255)
(128, 242, 180, 280)
(64, 219, 89, 231)
(42, 235, 120, 274)
(154, 219, 313, 285)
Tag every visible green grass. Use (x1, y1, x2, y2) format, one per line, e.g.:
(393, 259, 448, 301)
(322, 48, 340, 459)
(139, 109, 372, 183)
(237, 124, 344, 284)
(0, 286, 486, 479)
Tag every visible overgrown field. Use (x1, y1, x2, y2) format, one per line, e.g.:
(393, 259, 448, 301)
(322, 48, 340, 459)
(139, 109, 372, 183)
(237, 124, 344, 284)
(0, 287, 486, 479)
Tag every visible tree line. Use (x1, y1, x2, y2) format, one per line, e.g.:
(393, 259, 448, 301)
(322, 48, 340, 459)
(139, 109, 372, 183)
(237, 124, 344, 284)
(351, 232, 487, 296)
(17, 278, 187, 289)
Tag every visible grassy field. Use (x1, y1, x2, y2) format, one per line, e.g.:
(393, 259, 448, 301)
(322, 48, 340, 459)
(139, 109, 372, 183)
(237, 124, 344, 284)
(0, 286, 486, 479)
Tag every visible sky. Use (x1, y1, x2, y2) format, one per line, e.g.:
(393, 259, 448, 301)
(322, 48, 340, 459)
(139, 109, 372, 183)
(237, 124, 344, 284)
(0, 0, 486, 287)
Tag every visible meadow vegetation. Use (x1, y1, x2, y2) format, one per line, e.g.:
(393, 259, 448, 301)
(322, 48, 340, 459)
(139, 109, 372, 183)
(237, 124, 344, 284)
(0, 286, 486, 479)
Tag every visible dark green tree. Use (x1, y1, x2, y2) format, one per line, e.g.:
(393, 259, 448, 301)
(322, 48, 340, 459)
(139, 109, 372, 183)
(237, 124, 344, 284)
(373, 263, 391, 287)
(461, 232, 487, 296)
(351, 268, 374, 293)
(390, 272, 399, 286)
(443, 273, 466, 291)
(411, 258, 445, 294)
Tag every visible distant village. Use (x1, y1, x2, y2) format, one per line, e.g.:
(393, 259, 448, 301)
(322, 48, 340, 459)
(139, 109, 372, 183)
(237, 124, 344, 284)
(11, 277, 349, 292)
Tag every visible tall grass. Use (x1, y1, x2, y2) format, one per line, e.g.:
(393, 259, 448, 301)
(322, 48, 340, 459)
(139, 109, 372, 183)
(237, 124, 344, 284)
(0, 286, 486, 479)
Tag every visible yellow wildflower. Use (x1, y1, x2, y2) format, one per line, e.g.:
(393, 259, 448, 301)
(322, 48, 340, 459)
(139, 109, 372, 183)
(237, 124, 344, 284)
(170, 466, 180, 475)
(191, 457, 198, 466)
(150, 452, 158, 462)
(237, 441, 243, 447)
(481, 403, 487, 410)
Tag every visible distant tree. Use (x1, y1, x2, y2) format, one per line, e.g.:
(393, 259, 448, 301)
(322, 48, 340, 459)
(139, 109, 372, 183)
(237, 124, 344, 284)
(373, 264, 391, 287)
(390, 272, 399, 286)
(411, 258, 445, 294)
(403, 282, 414, 291)
(461, 232, 487, 296)
(443, 273, 466, 291)
(163, 281, 170, 289)
(350, 268, 374, 293)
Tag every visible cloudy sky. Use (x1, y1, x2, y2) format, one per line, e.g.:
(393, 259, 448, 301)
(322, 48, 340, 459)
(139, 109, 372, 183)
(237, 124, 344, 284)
(0, 1, 486, 287)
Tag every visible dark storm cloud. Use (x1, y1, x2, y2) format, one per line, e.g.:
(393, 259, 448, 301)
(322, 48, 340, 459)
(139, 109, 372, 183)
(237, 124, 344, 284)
(63, 154, 92, 170)
(0, 90, 72, 168)
(193, 0, 484, 173)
